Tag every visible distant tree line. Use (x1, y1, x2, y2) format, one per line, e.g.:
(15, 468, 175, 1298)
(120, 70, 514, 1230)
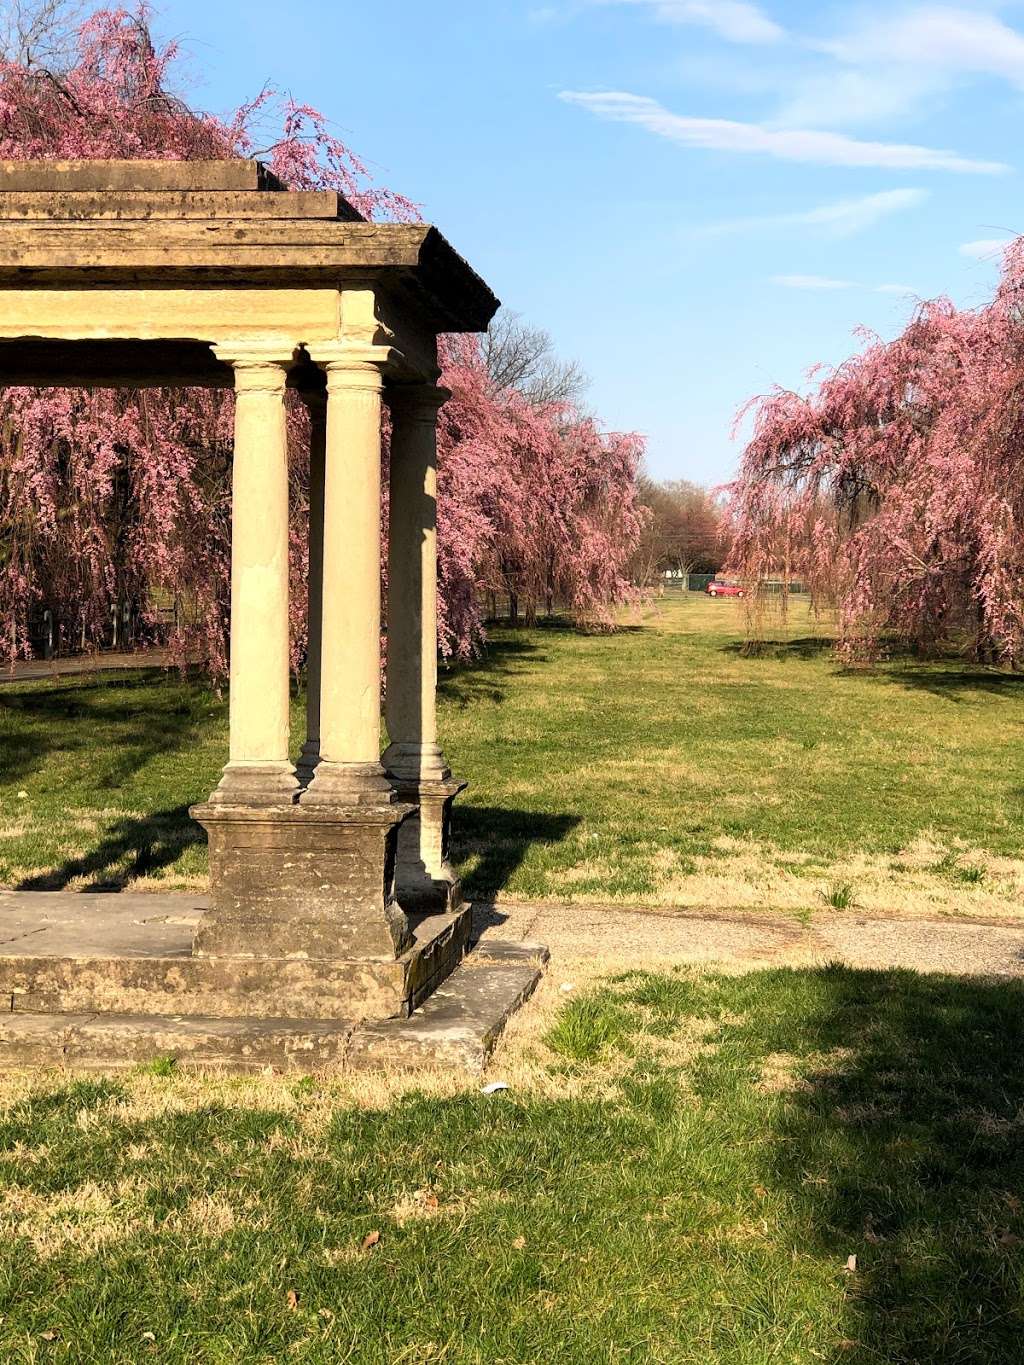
(631, 478, 724, 584)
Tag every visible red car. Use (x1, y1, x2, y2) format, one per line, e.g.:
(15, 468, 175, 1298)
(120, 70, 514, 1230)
(706, 579, 746, 599)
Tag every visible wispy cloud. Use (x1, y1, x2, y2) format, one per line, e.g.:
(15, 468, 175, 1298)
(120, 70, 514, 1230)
(772, 276, 919, 295)
(959, 237, 1014, 259)
(705, 188, 928, 238)
(772, 67, 939, 131)
(559, 91, 1008, 173)
(822, 6, 1024, 87)
(776, 5, 1024, 129)
(593, 0, 783, 44)
(772, 275, 852, 289)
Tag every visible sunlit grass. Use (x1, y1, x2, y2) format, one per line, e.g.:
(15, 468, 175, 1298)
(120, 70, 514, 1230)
(2, 963, 1024, 1361)
(2, 595, 1023, 912)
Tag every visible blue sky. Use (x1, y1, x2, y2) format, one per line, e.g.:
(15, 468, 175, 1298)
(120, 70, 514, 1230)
(157, 0, 1023, 483)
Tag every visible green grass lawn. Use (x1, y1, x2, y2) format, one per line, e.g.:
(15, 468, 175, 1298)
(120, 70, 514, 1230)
(2, 594, 1024, 912)
(4, 600, 1024, 1361)
(3, 962, 1024, 1362)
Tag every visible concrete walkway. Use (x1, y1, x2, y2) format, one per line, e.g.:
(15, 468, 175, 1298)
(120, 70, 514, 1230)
(2, 890, 1024, 978)
(476, 901, 1024, 977)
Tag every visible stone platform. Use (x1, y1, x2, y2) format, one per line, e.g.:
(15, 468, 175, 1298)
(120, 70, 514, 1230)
(0, 892, 547, 1073)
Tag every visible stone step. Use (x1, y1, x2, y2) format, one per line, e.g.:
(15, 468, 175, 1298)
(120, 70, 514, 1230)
(347, 955, 547, 1073)
(0, 950, 547, 1074)
(0, 1011, 354, 1072)
(0, 897, 471, 1020)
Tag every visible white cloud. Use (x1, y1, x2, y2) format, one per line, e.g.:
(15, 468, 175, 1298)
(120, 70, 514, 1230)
(959, 237, 1015, 259)
(772, 275, 853, 289)
(772, 276, 920, 295)
(559, 91, 1008, 172)
(599, 0, 784, 43)
(822, 6, 1024, 87)
(706, 188, 928, 238)
(777, 5, 1024, 129)
(772, 67, 940, 130)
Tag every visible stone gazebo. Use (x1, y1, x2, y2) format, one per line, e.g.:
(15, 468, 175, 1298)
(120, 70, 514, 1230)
(0, 160, 545, 1070)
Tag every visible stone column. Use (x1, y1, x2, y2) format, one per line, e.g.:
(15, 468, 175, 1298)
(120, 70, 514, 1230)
(297, 385, 327, 784)
(383, 384, 466, 912)
(301, 344, 394, 805)
(209, 341, 298, 806)
(190, 345, 413, 965)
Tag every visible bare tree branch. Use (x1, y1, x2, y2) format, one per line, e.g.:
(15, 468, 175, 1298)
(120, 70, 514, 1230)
(0, 0, 87, 69)
(482, 308, 589, 409)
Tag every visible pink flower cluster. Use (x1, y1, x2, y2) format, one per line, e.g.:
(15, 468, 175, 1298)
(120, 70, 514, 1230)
(0, 6, 647, 675)
(726, 249, 1024, 664)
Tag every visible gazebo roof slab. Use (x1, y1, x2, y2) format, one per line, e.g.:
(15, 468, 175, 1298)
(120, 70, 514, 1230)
(0, 158, 287, 191)
(0, 160, 498, 335)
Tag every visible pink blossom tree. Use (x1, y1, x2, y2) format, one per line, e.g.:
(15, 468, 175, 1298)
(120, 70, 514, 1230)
(0, 6, 647, 675)
(726, 244, 1024, 664)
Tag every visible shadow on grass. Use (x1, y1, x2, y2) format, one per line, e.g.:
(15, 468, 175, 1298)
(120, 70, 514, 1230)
(720, 636, 837, 660)
(16, 805, 201, 891)
(454, 804, 580, 900)
(721, 963, 1024, 1360)
(439, 639, 549, 708)
(440, 617, 652, 708)
(872, 667, 1024, 701)
(0, 670, 214, 789)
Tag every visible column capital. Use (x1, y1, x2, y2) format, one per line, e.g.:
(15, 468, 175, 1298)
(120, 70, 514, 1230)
(385, 383, 452, 422)
(305, 342, 393, 394)
(212, 340, 298, 394)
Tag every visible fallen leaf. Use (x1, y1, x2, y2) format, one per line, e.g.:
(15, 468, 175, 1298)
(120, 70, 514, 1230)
(362, 1230, 381, 1251)
(286, 1290, 299, 1311)
(40, 1330, 58, 1341)
(998, 1230, 1022, 1247)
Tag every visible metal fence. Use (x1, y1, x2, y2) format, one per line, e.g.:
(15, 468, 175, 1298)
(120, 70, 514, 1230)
(661, 573, 808, 595)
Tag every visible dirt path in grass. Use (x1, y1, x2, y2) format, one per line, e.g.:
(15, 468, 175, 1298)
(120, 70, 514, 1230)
(476, 901, 1024, 977)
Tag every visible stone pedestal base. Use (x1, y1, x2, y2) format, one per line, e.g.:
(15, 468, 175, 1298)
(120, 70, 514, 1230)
(0, 893, 548, 1072)
(189, 801, 415, 961)
(388, 777, 467, 913)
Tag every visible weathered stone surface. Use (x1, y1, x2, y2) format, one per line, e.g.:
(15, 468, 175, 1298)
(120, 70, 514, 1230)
(0, 190, 353, 220)
(471, 939, 551, 965)
(0, 1011, 354, 1071)
(191, 802, 415, 961)
(0, 938, 544, 1073)
(0, 954, 405, 1020)
(0, 221, 498, 334)
(389, 777, 466, 913)
(0, 889, 204, 955)
(0, 159, 284, 192)
(347, 959, 545, 1073)
(0, 894, 471, 1020)
(403, 908, 472, 1014)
